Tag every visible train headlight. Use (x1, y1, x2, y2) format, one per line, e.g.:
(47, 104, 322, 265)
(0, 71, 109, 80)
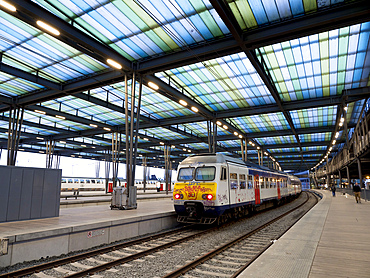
(206, 194, 213, 200)
(174, 194, 182, 199)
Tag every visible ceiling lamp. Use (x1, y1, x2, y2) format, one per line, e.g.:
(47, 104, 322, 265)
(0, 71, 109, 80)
(36, 20, 60, 36)
(191, 106, 199, 113)
(0, 0, 16, 11)
(148, 81, 159, 90)
(179, 99, 187, 106)
(106, 59, 122, 69)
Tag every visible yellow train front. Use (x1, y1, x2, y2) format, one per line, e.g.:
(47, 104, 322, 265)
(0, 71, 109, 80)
(173, 153, 301, 224)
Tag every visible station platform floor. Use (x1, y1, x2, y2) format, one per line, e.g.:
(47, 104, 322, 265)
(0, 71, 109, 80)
(239, 189, 370, 278)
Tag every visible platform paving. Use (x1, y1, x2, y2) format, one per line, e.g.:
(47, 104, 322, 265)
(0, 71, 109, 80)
(238, 190, 370, 278)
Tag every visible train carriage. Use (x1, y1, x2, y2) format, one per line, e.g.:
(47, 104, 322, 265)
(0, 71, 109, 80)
(173, 153, 301, 224)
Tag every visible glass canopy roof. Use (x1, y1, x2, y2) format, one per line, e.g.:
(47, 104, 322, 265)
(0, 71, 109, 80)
(0, 0, 368, 172)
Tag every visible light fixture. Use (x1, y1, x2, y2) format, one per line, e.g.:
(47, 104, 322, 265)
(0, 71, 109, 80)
(55, 115, 65, 120)
(222, 125, 228, 130)
(233, 131, 238, 136)
(90, 124, 98, 128)
(216, 121, 222, 126)
(144, 138, 149, 141)
(36, 137, 44, 140)
(191, 106, 198, 113)
(344, 106, 348, 111)
(238, 134, 243, 139)
(183, 148, 187, 151)
(340, 117, 345, 123)
(106, 59, 122, 69)
(188, 149, 191, 152)
(18, 148, 24, 151)
(171, 145, 175, 148)
(81, 144, 86, 147)
(92, 146, 96, 149)
(148, 82, 159, 90)
(332, 140, 336, 145)
(103, 127, 111, 131)
(179, 99, 187, 106)
(248, 141, 253, 145)
(160, 142, 164, 145)
(34, 110, 46, 115)
(0, 0, 16, 11)
(39, 151, 44, 154)
(36, 20, 60, 36)
(335, 132, 339, 138)
(59, 141, 66, 144)
(257, 146, 260, 149)
(78, 155, 82, 158)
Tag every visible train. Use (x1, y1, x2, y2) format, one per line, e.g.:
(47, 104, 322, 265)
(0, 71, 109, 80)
(61, 176, 173, 195)
(173, 153, 302, 225)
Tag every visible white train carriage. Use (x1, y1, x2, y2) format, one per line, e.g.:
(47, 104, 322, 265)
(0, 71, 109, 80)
(61, 177, 174, 196)
(173, 153, 301, 224)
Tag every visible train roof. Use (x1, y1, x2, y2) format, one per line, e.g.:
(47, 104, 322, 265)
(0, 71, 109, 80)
(179, 153, 281, 173)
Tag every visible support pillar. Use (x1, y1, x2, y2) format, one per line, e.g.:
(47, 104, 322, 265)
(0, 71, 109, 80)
(244, 139, 247, 162)
(346, 166, 350, 188)
(95, 161, 100, 178)
(45, 139, 55, 169)
(104, 150, 111, 193)
(240, 138, 244, 161)
(7, 106, 24, 166)
(164, 145, 170, 195)
(338, 170, 342, 188)
(143, 156, 147, 193)
(111, 132, 121, 187)
(357, 158, 366, 201)
(212, 119, 217, 153)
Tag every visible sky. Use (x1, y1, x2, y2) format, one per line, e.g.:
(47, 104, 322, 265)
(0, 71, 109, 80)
(0, 150, 176, 181)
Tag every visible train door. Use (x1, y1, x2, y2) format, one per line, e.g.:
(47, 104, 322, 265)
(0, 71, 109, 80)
(228, 164, 239, 205)
(219, 165, 229, 206)
(254, 174, 261, 205)
(277, 178, 281, 199)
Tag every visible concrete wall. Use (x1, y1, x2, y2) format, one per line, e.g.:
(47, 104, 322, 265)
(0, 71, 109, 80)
(0, 165, 62, 222)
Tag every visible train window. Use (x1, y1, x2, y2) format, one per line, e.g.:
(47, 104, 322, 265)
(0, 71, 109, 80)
(80, 179, 85, 183)
(273, 179, 276, 188)
(195, 167, 215, 181)
(178, 167, 195, 181)
(221, 167, 227, 180)
(86, 180, 90, 184)
(91, 180, 96, 184)
(68, 179, 73, 183)
(61, 179, 66, 183)
(265, 178, 270, 188)
(247, 175, 253, 189)
(74, 179, 79, 183)
(239, 174, 246, 189)
(260, 176, 265, 188)
(230, 173, 238, 189)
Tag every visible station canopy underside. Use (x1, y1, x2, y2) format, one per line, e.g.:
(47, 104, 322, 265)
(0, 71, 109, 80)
(0, 0, 369, 171)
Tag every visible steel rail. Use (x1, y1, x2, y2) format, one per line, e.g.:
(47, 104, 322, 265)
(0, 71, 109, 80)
(0, 225, 196, 278)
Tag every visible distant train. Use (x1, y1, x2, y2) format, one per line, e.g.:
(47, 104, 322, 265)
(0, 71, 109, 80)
(173, 154, 302, 224)
(61, 177, 173, 196)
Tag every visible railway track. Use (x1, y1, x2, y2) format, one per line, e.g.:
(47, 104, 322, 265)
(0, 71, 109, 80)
(0, 192, 317, 278)
(0, 226, 212, 278)
(163, 191, 317, 278)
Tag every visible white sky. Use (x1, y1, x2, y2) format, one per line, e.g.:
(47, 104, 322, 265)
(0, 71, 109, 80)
(0, 150, 176, 180)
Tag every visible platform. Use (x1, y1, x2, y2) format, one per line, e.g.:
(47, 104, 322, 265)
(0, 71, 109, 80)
(239, 190, 370, 278)
(0, 198, 177, 268)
